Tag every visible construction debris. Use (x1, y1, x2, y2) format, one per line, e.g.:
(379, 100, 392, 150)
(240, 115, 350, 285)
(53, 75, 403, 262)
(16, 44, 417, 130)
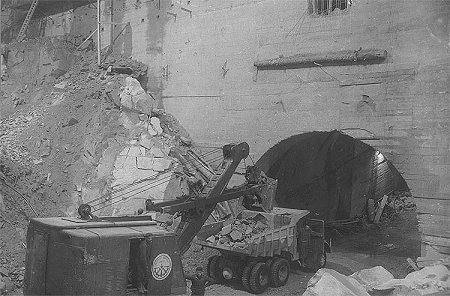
(378, 190, 416, 223)
(303, 268, 370, 296)
(0, 37, 197, 291)
(206, 215, 269, 248)
(303, 264, 450, 296)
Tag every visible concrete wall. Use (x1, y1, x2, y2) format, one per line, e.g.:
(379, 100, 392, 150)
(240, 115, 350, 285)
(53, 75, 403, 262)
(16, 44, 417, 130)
(159, 0, 450, 262)
(13, 0, 450, 262)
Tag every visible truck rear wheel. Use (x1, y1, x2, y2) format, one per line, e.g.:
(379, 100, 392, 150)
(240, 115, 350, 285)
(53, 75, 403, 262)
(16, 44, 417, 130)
(241, 261, 257, 292)
(269, 258, 290, 287)
(249, 262, 269, 294)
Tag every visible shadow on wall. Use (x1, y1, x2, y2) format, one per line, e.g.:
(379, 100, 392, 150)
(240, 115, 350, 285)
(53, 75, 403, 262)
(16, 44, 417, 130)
(256, 130, 408, 221)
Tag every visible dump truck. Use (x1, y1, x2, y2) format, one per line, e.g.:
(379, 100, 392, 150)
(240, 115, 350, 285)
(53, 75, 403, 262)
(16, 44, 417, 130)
(24, 142, 328, 295)
(195, 208, 328, 294)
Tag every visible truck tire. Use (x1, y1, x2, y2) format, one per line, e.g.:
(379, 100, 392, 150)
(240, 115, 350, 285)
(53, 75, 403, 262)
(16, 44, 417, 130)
(319, 251, 326, 269)
(249, 262, 269, 294)
(207, 256, 223, 282)
(310, 250, 326, 272)
(241, 261, 257, 292)
(269, 258, 290, 287)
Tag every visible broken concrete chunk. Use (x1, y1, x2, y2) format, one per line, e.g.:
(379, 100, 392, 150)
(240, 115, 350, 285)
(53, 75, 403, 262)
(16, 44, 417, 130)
(350, 266, 394, 291)
(219, 236, 230, 244)
(233, 242, 247, 249)
(220, 224, 232, 235)
(206, 236, 216, 244)
(374, 264, 450, 295)
(114, 155, 137, 170)
(0, 193, 5, 212)
(153, 158, 172, 172)
(119, 77, 154, 114)
(138, 113, 148, 121)
(128, 146, 143, 157)
(230, 229, 243, 242)
(180, 136, 192, 146)
(54, 81, 68, 89)
(33, 159, 43, 165)
(304, 269, 370, 296)
(147, 124, 158, 136)
(62, 118, 78, 127)
(135, 93, 154, 115)
(255, 220, 267, 231)
(119, 146, 130, 156)
(39, 139, 51, 157)
(125, 77, 144, 96)
(150, 147, 165, 158)
(136, 157, 153, 170)
(120, 91, 133, 109)
(139, 137, 154, 150)
(150, 117, 163, 135)
(244, 225, 253, 235)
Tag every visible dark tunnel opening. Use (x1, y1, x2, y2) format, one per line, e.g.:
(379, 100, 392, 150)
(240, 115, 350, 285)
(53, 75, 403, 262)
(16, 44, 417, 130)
(256, 130, 409, 221)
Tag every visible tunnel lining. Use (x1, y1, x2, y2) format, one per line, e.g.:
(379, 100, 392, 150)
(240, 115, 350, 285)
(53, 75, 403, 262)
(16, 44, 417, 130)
(256, 130, 408, 221)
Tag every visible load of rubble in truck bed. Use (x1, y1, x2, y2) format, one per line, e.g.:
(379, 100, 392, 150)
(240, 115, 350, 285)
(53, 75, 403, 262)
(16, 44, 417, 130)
(206, 215, 270, 249)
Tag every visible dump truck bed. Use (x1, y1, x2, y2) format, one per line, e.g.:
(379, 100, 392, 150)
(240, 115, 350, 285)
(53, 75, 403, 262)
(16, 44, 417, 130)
(195, 207, 309, 259)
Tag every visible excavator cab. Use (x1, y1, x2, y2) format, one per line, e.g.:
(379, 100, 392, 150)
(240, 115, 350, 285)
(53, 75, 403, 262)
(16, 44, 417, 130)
(24, 216, 186, 295)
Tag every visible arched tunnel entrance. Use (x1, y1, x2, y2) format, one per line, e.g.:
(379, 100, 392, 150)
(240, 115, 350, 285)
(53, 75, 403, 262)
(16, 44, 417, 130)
(255, 130, 409, 222)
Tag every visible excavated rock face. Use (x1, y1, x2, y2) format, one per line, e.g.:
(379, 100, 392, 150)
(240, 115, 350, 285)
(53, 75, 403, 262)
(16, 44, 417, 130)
(0, 37, 194, 286)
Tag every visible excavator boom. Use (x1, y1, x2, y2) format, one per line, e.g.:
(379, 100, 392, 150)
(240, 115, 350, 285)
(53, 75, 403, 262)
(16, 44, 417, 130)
(174, 142, 250, 254)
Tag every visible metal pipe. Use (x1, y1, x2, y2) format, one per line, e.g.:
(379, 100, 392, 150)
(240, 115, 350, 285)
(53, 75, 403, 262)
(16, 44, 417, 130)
(76, 29, 97, 50)
(97, 0, 101, 66)
(99, 21, 128, 25)
(0, 0, 2, 93)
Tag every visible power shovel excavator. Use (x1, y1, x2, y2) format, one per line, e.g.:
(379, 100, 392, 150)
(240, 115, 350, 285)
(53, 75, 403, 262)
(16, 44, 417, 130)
(23, 142, 327, 295)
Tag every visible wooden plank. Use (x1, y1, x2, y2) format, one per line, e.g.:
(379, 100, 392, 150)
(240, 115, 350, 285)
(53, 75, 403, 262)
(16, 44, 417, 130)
(415, 198, 450, 216)
(418, 214, 450, 238)
(374, 195, 388, 224)
(421, 243, 450, 256)
(413, 192, 450, 200)
(417, 244, 450, 268)
(422, 235, 450, 248)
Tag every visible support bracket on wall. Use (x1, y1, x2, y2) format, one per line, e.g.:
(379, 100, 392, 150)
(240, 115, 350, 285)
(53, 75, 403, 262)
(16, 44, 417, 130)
(254, 48, 387, 70)
(167, 12, 177, 22)
(181, 7, 192, 18)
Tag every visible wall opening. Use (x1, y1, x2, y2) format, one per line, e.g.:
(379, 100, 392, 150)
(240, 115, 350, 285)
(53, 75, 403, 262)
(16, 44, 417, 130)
(255, 131, 409, 221)
(308, 0, 352, 16)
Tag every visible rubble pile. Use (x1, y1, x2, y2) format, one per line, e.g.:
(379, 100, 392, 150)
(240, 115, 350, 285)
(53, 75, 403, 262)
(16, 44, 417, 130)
(303, 264, 450, 296)
(382, 190, 416, 220)
(206, 216, 269, 249)
(0, 266, 23, 295)
(0, 37, 196, 293)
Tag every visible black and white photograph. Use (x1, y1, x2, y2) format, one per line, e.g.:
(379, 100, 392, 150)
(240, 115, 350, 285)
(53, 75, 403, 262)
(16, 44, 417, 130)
(0, 0, 448, 295)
